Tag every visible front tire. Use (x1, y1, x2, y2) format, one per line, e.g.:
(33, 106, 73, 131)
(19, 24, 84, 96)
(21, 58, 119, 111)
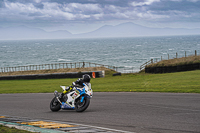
(50, 97, 61, 112)
(75, 97, 90, 112)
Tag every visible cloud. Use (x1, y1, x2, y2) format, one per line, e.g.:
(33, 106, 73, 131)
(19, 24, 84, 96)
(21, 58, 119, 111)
(130, 0, 160, 7)
(187, 0, 200, 2)
(65, 3, 103, 14)
(0, 0, 200, 29)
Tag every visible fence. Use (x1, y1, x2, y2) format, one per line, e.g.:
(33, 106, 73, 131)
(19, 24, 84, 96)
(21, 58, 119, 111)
(1, 51, 198, 74)
(140, 59, 153, 71)
(0, 62, 118, 73)
(140, 50, 198, 71)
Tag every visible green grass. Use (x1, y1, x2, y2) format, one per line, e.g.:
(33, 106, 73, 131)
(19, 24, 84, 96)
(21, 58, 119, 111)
(0, 70, 200, 93)
(0, 125, 32, 133)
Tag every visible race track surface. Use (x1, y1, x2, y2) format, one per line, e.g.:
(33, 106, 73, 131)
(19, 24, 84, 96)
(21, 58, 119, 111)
(0, 92, 200, 133)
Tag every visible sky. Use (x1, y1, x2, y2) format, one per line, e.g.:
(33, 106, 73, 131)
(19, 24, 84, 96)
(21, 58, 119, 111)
(0, 0, 200, 34)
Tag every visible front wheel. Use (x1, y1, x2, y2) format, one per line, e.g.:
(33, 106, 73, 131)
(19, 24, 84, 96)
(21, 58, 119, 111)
(50, 97, 61, 112)
(75, 96, 90, 112)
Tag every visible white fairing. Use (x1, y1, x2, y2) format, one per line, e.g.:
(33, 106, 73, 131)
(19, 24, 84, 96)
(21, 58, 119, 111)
(60, 86, 66, 91)
(85, 83, 93, 98)
(66, 91, 79, 107)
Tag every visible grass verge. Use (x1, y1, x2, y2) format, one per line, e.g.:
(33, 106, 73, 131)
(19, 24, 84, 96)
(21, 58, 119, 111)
(0, 125, 32, 133)
(147, 55, 200, 67)
(0, 70, 200, 93)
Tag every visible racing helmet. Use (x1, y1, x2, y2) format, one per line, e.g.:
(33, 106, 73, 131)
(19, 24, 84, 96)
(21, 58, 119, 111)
(83, 74, 91, 83)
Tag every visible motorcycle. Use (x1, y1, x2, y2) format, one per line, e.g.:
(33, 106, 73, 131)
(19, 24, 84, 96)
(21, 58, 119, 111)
(50, 83, 93, 112)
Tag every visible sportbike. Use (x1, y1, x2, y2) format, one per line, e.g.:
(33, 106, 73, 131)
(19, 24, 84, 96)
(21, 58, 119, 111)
(50, 83, 93, 112)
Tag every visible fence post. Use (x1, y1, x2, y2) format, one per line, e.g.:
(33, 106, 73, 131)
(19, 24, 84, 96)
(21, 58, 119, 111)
(82, 62, 85, 68)
(176, 52, 178, 58)
(185, 51, 186, 57)
(168, 54, 169, 60)
(195, 50, 197, 56)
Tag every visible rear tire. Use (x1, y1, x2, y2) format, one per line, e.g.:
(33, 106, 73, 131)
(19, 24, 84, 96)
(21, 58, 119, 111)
(75, 97, 90, 112)
(50, 97, 61, 112)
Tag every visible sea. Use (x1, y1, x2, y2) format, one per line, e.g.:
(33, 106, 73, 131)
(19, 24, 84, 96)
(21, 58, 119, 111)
(0, 35, 200, 73)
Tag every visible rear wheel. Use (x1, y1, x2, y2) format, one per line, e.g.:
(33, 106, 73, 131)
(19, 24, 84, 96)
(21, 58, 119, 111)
(50, 97, 61, 112)
(75, 97, 90, 112)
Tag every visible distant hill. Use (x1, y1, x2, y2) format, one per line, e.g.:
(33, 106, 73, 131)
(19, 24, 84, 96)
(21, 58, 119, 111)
(76, 22, 200, 38)
(0, 22, 200, 40)
(0, 26, 72, 40)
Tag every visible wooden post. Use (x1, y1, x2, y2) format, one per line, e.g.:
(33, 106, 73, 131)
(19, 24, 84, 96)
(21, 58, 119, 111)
(151, 59, 153, 63)
(185, 51, 186, 57)
(195, 50, 197, 56)
(176, 52, 178, 58)
(168, 54, 169, 60)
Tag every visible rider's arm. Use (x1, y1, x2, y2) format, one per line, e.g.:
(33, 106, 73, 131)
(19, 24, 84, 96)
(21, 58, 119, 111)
(72, 78, 84, 87)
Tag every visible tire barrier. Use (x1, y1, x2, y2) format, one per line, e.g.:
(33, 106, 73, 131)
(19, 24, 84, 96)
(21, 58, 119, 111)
(145, 63, 200, 73)
(0, 71, 104, 80)
(112, 73, 121, 76)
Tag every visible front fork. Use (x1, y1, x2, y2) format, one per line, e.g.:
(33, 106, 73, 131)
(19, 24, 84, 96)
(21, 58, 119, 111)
(81, 96, 85, 103)
(54, 90, 62, 104)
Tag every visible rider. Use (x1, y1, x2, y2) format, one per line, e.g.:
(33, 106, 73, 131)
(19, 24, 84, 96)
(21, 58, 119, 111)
(72, 74, 91, 87)
(59, 74, 91, 98)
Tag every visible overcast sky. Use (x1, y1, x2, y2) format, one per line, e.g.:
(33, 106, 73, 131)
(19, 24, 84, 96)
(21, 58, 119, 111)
(0, 0, 200, 34)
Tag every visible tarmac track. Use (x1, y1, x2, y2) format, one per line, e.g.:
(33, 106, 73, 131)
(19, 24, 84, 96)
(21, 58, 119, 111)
(0, 92, 200, 133)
